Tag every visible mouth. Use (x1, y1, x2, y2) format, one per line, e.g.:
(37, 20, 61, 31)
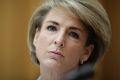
(48, 51, 64, 58)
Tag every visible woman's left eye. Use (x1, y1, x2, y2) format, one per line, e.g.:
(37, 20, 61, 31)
(46, 25, 57, 32)
(69, 31, 80, 39)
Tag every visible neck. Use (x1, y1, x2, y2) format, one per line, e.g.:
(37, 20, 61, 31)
(40, 65, 62, 80)
(39, 65, 79, 80)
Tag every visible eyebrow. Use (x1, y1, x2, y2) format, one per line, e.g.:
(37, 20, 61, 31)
(47, 20, 59, 25)
(69, 27, 82, 32)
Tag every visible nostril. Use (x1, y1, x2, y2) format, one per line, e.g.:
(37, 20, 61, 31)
(54, 41, 64, 48)
(60, 44, 64, 47)
(55, 41, 57, 44)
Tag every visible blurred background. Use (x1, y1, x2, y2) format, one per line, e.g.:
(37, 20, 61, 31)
(0, 0, 120, 80)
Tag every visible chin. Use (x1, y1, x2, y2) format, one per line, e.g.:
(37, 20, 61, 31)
(41, 58, 62, 70)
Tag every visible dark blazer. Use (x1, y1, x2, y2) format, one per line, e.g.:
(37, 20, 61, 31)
(70, 63, 94, 80)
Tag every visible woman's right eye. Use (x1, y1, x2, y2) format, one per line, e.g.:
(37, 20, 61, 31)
(46, 25, 57, 32)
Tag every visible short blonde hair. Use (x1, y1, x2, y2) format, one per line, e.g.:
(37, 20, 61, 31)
(27, 0, 112, 65)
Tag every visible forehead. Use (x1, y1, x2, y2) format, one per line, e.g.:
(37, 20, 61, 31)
(43, 8, 87, 31)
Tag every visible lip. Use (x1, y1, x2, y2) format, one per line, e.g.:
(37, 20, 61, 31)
(48, 51, 64, 57)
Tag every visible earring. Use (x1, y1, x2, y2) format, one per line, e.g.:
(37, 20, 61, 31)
(81, 60, 84, 64)
(80, 57, 88, 64)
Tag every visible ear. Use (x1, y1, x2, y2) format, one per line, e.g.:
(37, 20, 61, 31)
(33, 28, 40, 47)
(80, 44, 94, 63)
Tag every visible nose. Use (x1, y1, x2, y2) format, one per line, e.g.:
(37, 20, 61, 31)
(54, 32, 65, 48)
(54, 41, 64, 48)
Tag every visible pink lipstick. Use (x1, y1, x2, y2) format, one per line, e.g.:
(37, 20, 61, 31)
(49, 51, 64, 57)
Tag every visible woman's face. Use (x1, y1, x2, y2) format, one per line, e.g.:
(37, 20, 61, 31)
(34, 8, 93, 73)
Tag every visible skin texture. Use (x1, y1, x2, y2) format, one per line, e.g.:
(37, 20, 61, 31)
(33, 8, 94, 80)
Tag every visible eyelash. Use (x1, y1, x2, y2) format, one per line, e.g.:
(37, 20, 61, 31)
(46, 25, 57, 32)
(69, 31, 80, 39)
(46, 25, 80, 39)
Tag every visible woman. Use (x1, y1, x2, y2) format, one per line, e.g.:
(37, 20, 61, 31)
(27, 0, 112, 80)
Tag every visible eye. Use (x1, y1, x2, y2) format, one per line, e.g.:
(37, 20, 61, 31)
(47, 25, 57, 32)
(69, 31, 80, 39)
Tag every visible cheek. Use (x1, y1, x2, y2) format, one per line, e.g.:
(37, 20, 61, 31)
(67, 46, 82, 59)
(63, 45, 83, 69)
(65, 41, 86, 63)
(35, 33, 49, 58)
